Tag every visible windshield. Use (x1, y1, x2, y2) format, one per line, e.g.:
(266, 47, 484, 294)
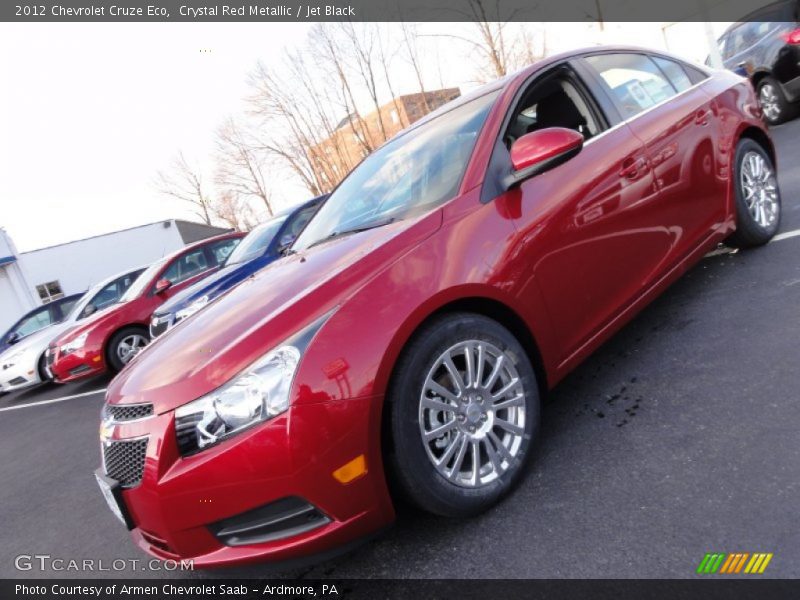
(293, 91, 499, 251)
(120, 258, 168, 302)
(226, 216, 288, 265)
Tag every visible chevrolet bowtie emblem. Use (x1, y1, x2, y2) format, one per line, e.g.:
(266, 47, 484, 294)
(99, 420, 115, 442)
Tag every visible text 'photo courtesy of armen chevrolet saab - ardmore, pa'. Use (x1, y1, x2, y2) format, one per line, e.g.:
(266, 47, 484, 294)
(2, 0, 800, 597)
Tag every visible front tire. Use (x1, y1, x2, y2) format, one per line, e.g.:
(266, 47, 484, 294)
(37, 354, 50, 383)
(107, 327, 150, 373)
(727, 138, 781, 248)
(386, 313, 540, 517)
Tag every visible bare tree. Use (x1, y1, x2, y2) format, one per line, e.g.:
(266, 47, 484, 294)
(377, 24, 407, 128)
(339, 22, 389, 142)
(428, 1, 539, 83)
(247, 60, 327, 195)
(401, 22, 431, 112)
(212, 193, 259, 232)
(155, 152, 214, 225)
(215, 117, 274, 217)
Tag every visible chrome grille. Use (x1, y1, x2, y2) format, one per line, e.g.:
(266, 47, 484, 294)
(106, 403, 153, 422)
(103, 438, 148, 488)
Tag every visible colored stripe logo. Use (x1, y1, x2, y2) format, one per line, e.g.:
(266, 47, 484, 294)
(697, 552, 773, 574)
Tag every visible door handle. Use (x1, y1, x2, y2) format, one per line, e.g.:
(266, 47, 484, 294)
(695, 109, 711, 126)
(620, 156, 647, 179)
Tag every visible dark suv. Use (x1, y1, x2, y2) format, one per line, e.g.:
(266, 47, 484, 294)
(716, 0, 800, 124)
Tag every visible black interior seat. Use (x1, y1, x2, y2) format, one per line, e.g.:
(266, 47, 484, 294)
(529, 88, 589, 137)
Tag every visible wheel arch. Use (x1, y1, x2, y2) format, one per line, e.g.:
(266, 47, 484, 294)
(750, 69, 772, 91)
(379, 293, 549, 405)
(739, 125, 776, 165)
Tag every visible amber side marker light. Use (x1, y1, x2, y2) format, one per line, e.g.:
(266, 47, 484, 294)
(333, 454, 367, 484)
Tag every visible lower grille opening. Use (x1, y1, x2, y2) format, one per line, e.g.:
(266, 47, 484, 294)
(208, 496, 331, 546)
(8, 377, 27, 386)
(103, 438, 147, 488)
(141, 530, 178, 558)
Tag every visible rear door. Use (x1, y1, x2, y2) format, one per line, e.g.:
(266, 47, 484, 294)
(582, 52, 726, 277)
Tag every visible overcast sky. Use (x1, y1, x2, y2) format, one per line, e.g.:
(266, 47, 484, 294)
(0, 21, 726, 253)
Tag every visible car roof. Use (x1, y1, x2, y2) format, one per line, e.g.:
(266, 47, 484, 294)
(168, 230, 242, 258)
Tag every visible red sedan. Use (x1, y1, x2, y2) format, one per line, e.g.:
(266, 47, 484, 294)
(50, 233, 243, 383)
(98, 47, 780, 566)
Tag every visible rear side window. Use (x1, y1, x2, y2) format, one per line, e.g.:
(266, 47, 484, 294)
(586, 53, 678, 119)
(652, 57, 693, 92)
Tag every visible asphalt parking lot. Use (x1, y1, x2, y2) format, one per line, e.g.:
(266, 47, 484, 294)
(2, 119, 800, 580)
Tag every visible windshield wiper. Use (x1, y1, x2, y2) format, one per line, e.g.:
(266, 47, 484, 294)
(305, 217, 397, 251)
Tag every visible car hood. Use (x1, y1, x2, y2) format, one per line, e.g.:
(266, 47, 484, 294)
(155, 260, 258, 316)
(51, 302, 129, 346)
(0, 321, 73, 360)
(108, 211, 442, 412)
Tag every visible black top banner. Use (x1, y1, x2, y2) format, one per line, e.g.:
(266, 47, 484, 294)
(2, 0, 797, 22)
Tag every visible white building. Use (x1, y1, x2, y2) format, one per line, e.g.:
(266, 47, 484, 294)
(0, 230, 40, 332)
(0, 220, 230, 333)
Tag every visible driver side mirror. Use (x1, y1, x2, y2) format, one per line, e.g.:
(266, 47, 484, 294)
(154, 278, 172, 294)
(81, 303, 97, 318)
(7, 332, 20, 345)
(503, 127, 584, 190)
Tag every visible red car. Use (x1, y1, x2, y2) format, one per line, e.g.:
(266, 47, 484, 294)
(98, 47, 780, 566)
(50, 233, 243, 382)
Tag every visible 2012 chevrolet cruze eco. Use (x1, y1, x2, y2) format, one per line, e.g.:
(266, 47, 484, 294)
(98, 47, 781, 566)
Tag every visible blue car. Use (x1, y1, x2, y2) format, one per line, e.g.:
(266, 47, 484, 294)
(0, 293, 82, 356)
(149, 195, 326, 338)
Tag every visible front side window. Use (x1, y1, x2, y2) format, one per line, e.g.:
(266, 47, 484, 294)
(294, 91, 499, 251)
(206, 238, 240, 266)
(14, 307, 53, 337)
(586, 53, 677, 119)
(161, 249, 209, 285)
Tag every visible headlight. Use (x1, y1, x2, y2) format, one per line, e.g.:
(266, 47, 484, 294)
(173, 310, 335, 456)
(60, 332, 88, 356)
(175, 295, 209, 322)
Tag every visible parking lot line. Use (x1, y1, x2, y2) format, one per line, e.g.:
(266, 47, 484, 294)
(0, 389, 106, 413)
(771, 227, 800, 243)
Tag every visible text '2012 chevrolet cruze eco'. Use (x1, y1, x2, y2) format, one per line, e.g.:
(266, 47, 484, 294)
(97, 46, 781, 566)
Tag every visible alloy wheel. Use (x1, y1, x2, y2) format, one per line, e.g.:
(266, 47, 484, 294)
(759, 84, 781, 122)
(740, 150, 779, 228)
(116, 334, 148, 364)
(419, 340, 526, 488)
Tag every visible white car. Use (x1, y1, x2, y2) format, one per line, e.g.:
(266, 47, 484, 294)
(0, 267, 144, 393)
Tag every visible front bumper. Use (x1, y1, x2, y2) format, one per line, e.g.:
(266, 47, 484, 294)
(0, 357, 41, 392)
(50, 345, 106, 383)
(100, 395, 395, 567)
(149, 313, 174, 339)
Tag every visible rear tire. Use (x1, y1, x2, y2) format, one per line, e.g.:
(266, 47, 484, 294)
(107, 327, 150, 373)
(727, 138, 781, 248)
(757, 77, 795, 126)
(386, 313, 540, 518)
